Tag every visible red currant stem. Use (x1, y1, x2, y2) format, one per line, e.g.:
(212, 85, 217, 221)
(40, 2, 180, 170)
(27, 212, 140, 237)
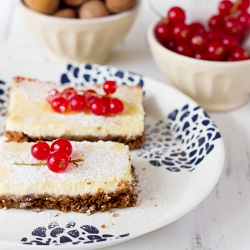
(147, 0, 166, 22)
(14, 162, 47, 166)
(70, 155, 84, 163)
(14, 155, 84, 166)
(230, 0, 241, 16)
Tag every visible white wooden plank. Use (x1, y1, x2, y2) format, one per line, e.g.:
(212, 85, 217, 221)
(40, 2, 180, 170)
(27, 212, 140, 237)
(0, 0, 14, 42)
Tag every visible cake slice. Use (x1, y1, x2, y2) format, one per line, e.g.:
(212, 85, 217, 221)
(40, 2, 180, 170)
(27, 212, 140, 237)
(4, 77, 145, 149)
(0, 140, 139, 213)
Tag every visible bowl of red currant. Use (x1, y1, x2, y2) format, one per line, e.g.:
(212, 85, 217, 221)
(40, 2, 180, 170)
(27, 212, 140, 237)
(147, 0, 250, 112)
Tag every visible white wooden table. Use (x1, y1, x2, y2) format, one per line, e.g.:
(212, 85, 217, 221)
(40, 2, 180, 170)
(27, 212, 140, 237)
(1, 0, 250, 249)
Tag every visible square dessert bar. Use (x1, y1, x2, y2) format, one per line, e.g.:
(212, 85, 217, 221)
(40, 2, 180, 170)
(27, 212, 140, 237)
(4, 77, 145, 149)
(0, 141, 139, 213)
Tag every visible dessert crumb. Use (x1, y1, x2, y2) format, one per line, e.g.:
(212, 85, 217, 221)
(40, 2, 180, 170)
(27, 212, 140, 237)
(54, 213, 59, 217)
(101, 224, 106, 228)
(33, 208, 42, 213)
(147, 196, 153, 201)
(108, 209, 118, 217)
(175, 151, 183, 156)
(136, 199, 142, 206)
(142, 168, 146, 170)
(154, 204, 158, 206)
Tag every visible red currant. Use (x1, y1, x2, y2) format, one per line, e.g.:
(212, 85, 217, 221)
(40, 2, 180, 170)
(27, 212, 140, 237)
(103, 80, 117, 95)
(47, 151, 69, 173)
(167, 6, 185, 24)
(193, 52, 209, 60)
(208, 15, 224, 30)
(237, 12, 250, 29)
(218, 0, 233, 16)
(207, 41, 227, 61)
(237, 2, 249, 13)
(172, 23, 191, 42)
(109, 98, 124, 114)
(51, 138, 73, 156)
(164, 40, 175, 50)
(31, 141, 50, 160)
(230, 47, 249, 61)
(222, 34, 239, 50)
(89, 97, 109, 115)
(224, 18, 244, 39)
(174, 43, 192, 57)
(154, 22, 172, 45)
(85, 89, 97, 94)
(84, 89, 97, 106)
(189, 22, 206, 35)
(61, 87, 77, 101)
(207, 30, 224, 41)
(190, 33, 208, 52)
(51, 96, 68, 113)
(46, 93, 60, 104)
(47, 88, 59, 96)
(69, 94, 86, 111)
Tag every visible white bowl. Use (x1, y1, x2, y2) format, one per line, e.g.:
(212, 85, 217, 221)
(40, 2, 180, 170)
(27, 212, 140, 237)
(147, 20, 250, 112)
(18, 0, 140, 64)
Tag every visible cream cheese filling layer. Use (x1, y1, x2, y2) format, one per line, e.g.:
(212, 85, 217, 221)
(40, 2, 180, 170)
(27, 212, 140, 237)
(0, 141, 133, 196)
(5, 79, 145, 138)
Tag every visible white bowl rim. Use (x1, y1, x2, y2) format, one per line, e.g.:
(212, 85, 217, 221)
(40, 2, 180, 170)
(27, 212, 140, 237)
(147, 19, 250, 66)
(18, 0, 140, 24)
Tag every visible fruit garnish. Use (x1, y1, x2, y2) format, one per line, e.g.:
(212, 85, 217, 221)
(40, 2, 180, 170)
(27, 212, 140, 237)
(109, 98, 124, 114)
(31, 141, 50, 160)
(103, 80, 117, 95)
(14, 138, 84, 173)
(46, 81, 124, 115)
(51, 138, 73, 156)
(69, 94, 86, 111)
(89, 96, 109, 116)
(47, 150, 69, 173)
(61, 87, 77, 101)
(51, 96, 68, 113)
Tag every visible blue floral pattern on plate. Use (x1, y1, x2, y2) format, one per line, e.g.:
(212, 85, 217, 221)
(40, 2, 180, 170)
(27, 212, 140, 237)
(136, 105, 221, 172)
(21, 222, 129, 246)
(60, 63, 144, 88)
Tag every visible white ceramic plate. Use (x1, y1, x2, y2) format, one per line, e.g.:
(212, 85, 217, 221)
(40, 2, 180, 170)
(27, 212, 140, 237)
(0, 63, 225, 250)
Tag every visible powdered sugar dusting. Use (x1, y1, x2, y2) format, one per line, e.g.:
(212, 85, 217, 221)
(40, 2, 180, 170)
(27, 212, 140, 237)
(6, 78, 144, 138)
(0, 141, 132, 196)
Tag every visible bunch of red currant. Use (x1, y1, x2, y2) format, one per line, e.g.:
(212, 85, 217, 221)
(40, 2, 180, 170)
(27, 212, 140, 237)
(154, 0, 250, 61)
(30, 138, 78, 173)
(47, 80, 124, 116)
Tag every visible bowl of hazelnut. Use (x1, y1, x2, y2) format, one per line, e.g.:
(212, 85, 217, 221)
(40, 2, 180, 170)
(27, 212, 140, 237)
(147, 0, 250, 112)
(19, 0, 140, 63)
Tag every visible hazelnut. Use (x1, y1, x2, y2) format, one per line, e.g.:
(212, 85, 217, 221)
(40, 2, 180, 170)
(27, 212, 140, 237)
(79, 0, 109, 19)
(24, 0, 60, 15)
(53, 8, 76, 18)
(63, 0, 87, 7)
(105, 0, 136, 13)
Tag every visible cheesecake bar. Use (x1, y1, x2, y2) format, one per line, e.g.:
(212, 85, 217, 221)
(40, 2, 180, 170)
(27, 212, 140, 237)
(0, 141, 139, 213)
(4, 77, 145, 149)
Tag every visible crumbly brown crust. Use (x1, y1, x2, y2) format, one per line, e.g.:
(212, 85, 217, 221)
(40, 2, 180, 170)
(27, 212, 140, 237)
(4, 130, 145, 149)
(0, 167, 140, 214)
